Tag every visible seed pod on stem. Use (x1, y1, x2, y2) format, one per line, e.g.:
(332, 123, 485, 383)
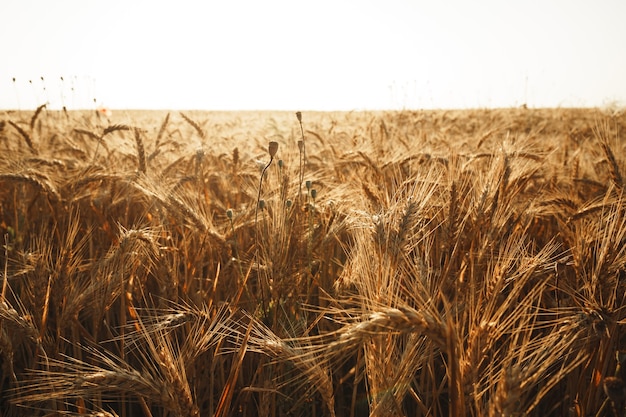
(268, 141, 279, 159)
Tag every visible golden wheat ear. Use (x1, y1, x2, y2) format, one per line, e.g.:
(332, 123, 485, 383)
(180, 112, 206, 139)
(8, 120, 37, 154)
(133, 127, 147, 174)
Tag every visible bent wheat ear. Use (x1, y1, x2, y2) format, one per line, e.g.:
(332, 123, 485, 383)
(103, 124, 130, 136)
(180, 112, 206, 139)
(30, 103, 46, 131)
(8, 120, 36, 154)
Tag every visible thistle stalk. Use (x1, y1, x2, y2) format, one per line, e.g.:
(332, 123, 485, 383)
(255, 141, 278, 320)
(296, 111, 306, 200)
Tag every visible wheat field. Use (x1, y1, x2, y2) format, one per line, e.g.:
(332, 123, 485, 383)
(0, 106, 625, 417)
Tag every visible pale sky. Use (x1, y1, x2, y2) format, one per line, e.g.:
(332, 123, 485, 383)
(1, 0, 625, 111)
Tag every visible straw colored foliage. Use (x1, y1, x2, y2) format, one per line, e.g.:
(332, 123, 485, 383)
(0, 107, 626, 416)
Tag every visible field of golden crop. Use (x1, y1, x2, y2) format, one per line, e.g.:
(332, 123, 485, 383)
(0, 106, 625, 417)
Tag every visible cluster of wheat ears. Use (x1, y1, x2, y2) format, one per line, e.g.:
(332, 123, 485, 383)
(0, 105, 625, 417)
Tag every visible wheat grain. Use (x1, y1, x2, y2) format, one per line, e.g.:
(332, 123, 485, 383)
(155, 112, 170, 148)
(180, 112, 206, 139)
(30, 103, 46, 131)
(8, 120, 37, 154)
(0, 171, 60, 202)
(102, 124, 130, 136)
(133, 127, 147, 174)
(328, 307, 447, 352)
(2, 107, 626, 416)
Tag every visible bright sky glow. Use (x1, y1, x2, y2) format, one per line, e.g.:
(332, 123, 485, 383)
(1, 0, 625, 110)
